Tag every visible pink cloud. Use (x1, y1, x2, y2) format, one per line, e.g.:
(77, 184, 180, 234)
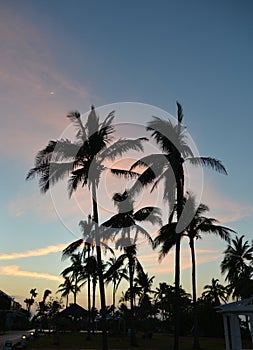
(201, 177, 253, 225)
(0, 265, 61, 282)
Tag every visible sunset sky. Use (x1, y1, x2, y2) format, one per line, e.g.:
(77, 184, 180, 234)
(1, 0, 253, 311)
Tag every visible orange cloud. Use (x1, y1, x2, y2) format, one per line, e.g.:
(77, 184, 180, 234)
(0, 243, 69, 261)
(0, 265, 61, 282)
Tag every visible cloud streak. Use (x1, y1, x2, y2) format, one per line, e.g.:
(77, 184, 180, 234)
(0, 243, 68, 261)
(0, 265, 61, 282)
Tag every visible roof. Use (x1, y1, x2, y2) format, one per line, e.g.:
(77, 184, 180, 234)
(0, 290, 12, 300)
(59, 303, 88, 317)
(216, 296, 253, 315)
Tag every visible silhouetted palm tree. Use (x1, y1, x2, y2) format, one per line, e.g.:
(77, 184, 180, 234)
(104, 255, 128, 316)
(201, 278, 228, 305)
(221, 235, 253, 300)
(24, 288, 38, 320)
(134, 269, 155, 319)
(26, 106, 146, 350)
(130, 102, 227, 350)
(62, 215, 96, 339)
(103, 189, 162, 346)
(154, 194, 233, 349)
(186, 195, 233, 349)
(154, 282, 174, 321)
(57, 276, 74, 308)
(61, 252, 83, 304)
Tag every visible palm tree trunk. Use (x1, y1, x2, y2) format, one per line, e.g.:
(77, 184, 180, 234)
(113, 281, 116, 317)
(92, 275, 96, 334)
(129, 255, 137, 347)
(87, 245, 91, 340)
(190, 236, 200, 350)
(174, 161, 184, 350)
(74, 276, 77, 304)
(92, 181, 108, 350)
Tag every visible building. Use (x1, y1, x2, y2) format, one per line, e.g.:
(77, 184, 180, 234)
(0, 290, 26, 330)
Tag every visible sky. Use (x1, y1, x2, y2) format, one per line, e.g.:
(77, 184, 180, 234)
(1, 0, 253, 311)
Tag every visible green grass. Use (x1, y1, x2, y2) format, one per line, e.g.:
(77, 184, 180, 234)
(26, 332, 227, 350)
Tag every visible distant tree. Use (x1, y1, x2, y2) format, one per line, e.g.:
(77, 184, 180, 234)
(57, 276, 74, 308)
(201, 278, 228, 305)
(104, 255, 128, 316)
(221, 235, 253, 300)
(24, 288, 38, 320)
(61, 253, 83, 304)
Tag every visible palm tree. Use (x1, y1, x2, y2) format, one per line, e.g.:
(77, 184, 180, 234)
(61, 252, 83, 304)
(57, 276, 74, 308)
(103, 189, 162, 346)
(26, 106, 147, 350)
(221, 235, 253, 300)
(134, 269, 155, 319)
(62, 215, 95, 339)
(154, 194, 233, 348)
(186, 196, 233, 348)
(104, 255, 128, 316)
(130, 102, 227, 350)
(201, 278, 228, 305)
(154, 282, 174, 321)
(24, 288, 38, 320)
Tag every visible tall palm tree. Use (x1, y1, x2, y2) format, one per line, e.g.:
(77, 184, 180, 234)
(103, 189, 162, 346)
(185, 195, 233, 349)
(154, 194, 233, 349)
(57, 276, 74, 308)
(26, 106, 146, 350)
(104, 255, 128, 316)
(221, 235, 253, 300)
(130, 102, 227, 350)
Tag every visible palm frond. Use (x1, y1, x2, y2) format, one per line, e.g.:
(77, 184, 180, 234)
(99, 137, 147, 162)
(132, 224, 154, 246)
(62, 239, 84, 260)
(176, 101, 184, 124)
(67, 163, 90, 197)
(66, 111, 87, 141)
(130, 153, 168, 171)
(110, 168, 140, 179)
(153, 223, 178, 260)
(129, 167, 157, 197)
(52, 139, 81, 161)
(86, 107, 99, 138)
(133, 207, 162, 226)
(98, 110, 115, 143)
(187, 157, 227, 175)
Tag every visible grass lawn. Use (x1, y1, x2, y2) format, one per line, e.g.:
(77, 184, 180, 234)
(26, 332, 228, 350)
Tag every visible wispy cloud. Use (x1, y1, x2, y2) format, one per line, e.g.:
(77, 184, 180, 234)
(0, 6, 92, 161)
(201, 178, 253, 225)
(0, 243, 69, 261)
(138, 247, 221, 275)
(0, 265, 61, 282)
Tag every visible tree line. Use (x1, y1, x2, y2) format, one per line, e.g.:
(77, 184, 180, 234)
(26, 104, 252, 350)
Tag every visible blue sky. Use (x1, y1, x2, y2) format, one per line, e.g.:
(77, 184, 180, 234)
(0, 0, 253, 309)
